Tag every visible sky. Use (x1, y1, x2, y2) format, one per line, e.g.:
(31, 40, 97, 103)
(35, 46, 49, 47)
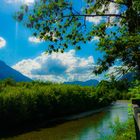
(0, 0, 119, 82)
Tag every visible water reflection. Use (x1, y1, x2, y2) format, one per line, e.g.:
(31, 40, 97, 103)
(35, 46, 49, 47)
(2, 101, 129, 140)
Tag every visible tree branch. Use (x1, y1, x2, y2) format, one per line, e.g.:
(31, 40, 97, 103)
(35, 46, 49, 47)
(62, 14, 125, 19)
(45, 13, 125, 24)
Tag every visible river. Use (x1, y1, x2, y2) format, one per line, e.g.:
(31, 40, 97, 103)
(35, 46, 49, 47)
(1, 100, 130, 140)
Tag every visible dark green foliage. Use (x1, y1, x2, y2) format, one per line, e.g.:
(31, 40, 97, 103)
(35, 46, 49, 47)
(96, 79, 132, 100)
(128, 80, 140, 98)
(0, 80, 113, 129)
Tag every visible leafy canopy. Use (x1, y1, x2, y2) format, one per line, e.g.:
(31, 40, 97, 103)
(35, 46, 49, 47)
(16, 0, 140, 77)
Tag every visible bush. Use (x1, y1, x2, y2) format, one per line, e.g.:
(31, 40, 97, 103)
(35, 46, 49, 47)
(98, 105, 136, 140)
(128, 80, 140, 98)
(0, 80, 113, 129)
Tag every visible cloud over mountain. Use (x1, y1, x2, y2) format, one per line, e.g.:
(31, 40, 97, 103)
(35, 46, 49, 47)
(13, 50, 98, 82)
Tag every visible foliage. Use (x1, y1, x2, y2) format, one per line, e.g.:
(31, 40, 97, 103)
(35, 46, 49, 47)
(16, 0, 140, 78)
(96, 79, 132, 100)
(0, 78, 137, 129)
(105, 117, 136, 140)
(128, 80, 140, 98)
(0, 80, 113, 129)
(110, 104, 136, 140)
(98, 104, 136, 140)
(96, 78, 140, 100)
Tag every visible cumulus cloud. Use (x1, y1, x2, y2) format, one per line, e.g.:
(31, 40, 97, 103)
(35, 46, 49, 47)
(86, 16, 102, 25)
(0, 37, 6, 48)
(28, 36, 43, 43)
(105, 65, 129, 79)
(24, 0, 34, 4)
(107, 3, 119, 14)
(29, 32, 57, 43)
(86, 2, 120, 24)
(91, 36, 100, 42)
(13, 50, 98, 82)
(6, 0, 35, 5)
(107, 66, 120, 76)
(107, 3, 120, 22)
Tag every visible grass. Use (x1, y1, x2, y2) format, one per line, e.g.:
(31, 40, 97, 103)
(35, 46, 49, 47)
(98, 104, 136, 140)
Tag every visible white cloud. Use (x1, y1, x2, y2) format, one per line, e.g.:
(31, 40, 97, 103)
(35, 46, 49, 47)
(0, 37, 6, 48)
(13, 50, 98, 82)
(107, 3, 120, 22)
(24, 0, 34, 4)
(86, 16, 102, 25)
(86, 2, 120, 24)
(105, 65, 129, 79)
(29, 32, 57, 43)
(107, 66, 120, 76)
(97, 2, 119, 15)
(6, 0, 35, 5)
(28, 36, 43, 43)
(107, 3, 119, 14)
(91, 36, 100, 42)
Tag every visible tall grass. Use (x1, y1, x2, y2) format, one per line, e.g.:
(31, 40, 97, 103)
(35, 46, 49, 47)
(98, 104, 136, 140)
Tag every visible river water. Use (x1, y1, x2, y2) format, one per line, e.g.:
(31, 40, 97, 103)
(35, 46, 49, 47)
(2, 100, 129, 140)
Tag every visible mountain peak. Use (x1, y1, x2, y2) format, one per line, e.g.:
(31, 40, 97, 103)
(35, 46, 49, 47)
(64, 79, 99, 86)
(0, 60, 32, 82)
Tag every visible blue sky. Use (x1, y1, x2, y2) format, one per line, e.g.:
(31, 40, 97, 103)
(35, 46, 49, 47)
(0, 0, 119, 82)
(0, 0, 49, 65)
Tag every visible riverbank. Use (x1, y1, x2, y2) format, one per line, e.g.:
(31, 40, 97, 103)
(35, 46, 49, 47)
(0, 81, 115, 137)
(27, 103, 112, 128)
(0, 79, 133, 139)
(0, 103, 112, 138)
(0, 100, 129, 140)
(98, 102, 136, 140)
(63, 100, 130, 122)
(113, 117, 136, 140)
(0, 101, 128, 139)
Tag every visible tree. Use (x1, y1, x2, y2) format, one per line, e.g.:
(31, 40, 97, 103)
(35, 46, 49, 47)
(16, 0, 140, 78)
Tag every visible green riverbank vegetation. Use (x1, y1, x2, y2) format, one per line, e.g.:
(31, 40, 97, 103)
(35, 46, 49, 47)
(112, 117, 136, 140)
(98, 105, 136, 140)
(0, 78, 139, 131)
(98, 115, 136, 140)
(0, 79, 114, 129)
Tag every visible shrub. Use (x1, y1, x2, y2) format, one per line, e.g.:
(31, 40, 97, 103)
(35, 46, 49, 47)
(0, 81, 113, 129)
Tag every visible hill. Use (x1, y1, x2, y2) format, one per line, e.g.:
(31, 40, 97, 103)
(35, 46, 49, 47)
(0, 60, 31, 82)
(120, 73, 135, 81)
(64, 79, 99, 86)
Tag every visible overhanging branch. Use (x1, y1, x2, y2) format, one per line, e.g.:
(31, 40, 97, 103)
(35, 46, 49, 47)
(46, 13, 125, 24)
(62, 14, 125, 19)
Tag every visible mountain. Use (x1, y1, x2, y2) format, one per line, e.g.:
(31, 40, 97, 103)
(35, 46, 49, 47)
(0, 60, 32, 82)
(120, 72, 135, 81)
(64, 79, 99, 86)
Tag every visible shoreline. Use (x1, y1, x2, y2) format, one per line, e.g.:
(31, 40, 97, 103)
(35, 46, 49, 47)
(0, 106, 111, 138)
(48, 105, 111, 123)
(0, 100, 129, 138)
(47, 100, 130, 123)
